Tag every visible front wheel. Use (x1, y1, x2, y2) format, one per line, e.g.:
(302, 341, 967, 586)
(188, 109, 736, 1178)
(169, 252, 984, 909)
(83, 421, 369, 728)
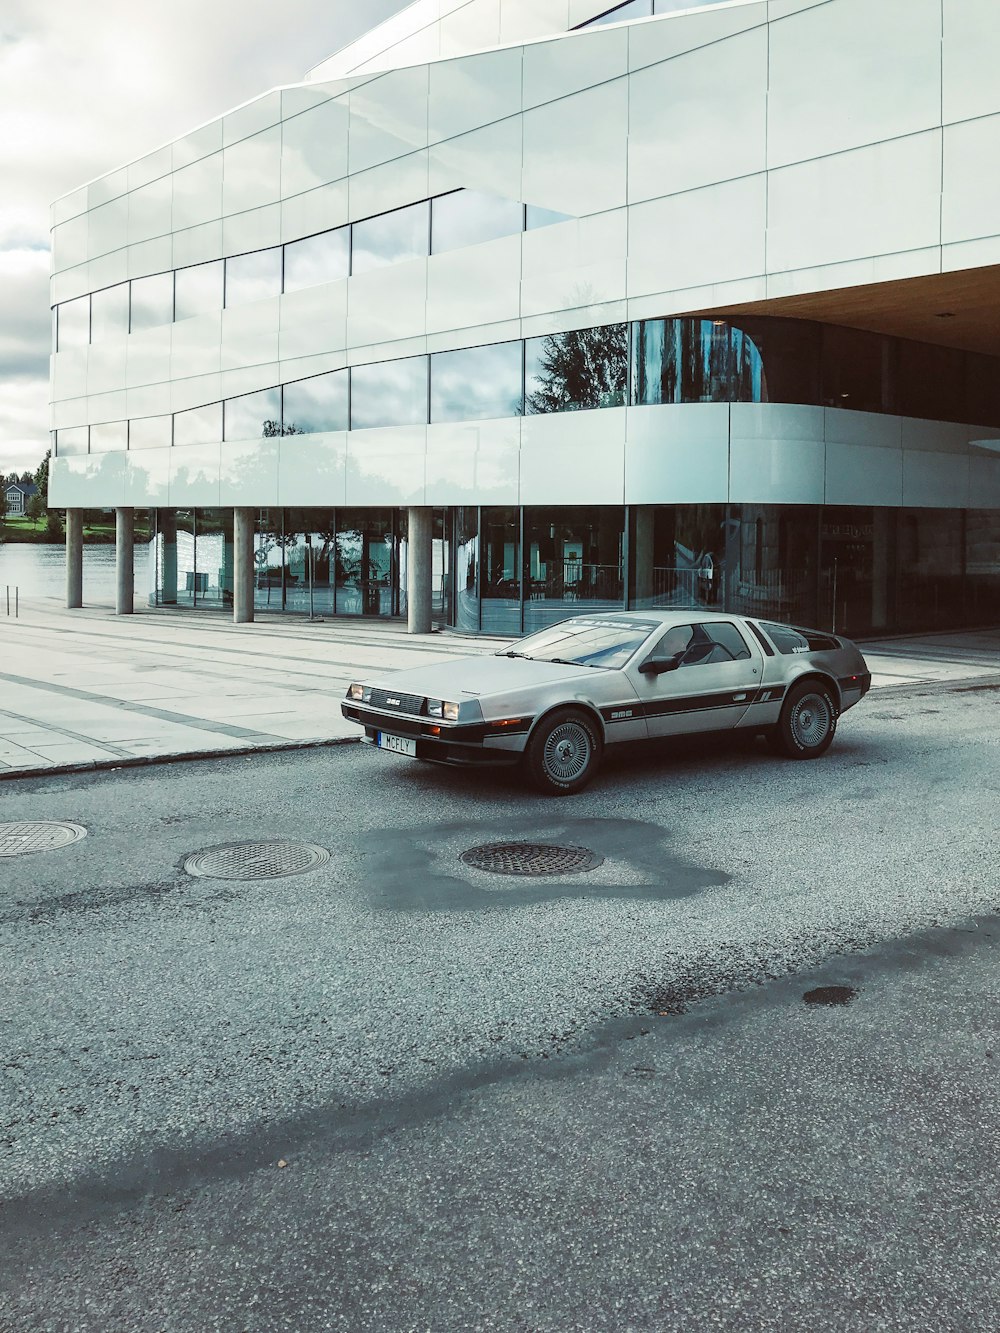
(767, 680, 837, 760)
(524, 708, 603, 796)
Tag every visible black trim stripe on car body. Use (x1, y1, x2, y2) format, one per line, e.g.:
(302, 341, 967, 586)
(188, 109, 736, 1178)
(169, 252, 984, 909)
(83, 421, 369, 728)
(747, 622, 775, 656)
(599, 684, 787, 723)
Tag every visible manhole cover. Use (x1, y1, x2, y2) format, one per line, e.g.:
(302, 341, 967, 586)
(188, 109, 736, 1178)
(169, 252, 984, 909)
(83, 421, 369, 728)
(0, 821, 88, 857)
(182, 841, 331, 880)
(803, 985, 858, 1007)
(460, 842, 604, 877)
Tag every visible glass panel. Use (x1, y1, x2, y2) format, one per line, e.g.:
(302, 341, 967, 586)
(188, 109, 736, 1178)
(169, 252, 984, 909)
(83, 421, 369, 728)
(431, 190, 523, 254)
(173, 510, 197, 607)
(282, 370, 348, 435)
(895, 508, 965, 630)
(454, 506, 480, 631)
(821, 325, 895, 414)
(90, 284, 129, 343)
(283, 228, 350, 292)
(350, 357, 428, 430)
(224, 387, 283, 440)
(966, 508, 1000, 625)
(897, 342, 965, 423)
(966, 354, 1000, 428)
(523, 506, 625, 633)
(480, 506, 521, 635)
(629, 318, 731, 406)
(129, 415, 173, 450)
(430, 342, 523, 422)
(89, 421, 128, 453)
(54, 426, 89, 456)
(525, 204, 573, 231)
(351, 201, 429, 275)
(225, 248, 282, 306)
(630, 505, 730, 610)
(174, 402, 222, 447)
(516, 616, 658, 667)
(254, 509, 285, 611)
(335, 508, 396, 616)
(193, 509, 234, 609)
(726, 318, 821, 407)
(130, 272, 174, 332)
(57, 296, 89, 351)
(281, 509, 336, 615)
(174, 260, 224, 321)
(525, 324, 628, 413)
(819, 507, 874, 637)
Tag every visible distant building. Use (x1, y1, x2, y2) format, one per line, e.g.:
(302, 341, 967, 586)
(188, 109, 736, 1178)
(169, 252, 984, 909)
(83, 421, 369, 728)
(49, 0, 1000, 633)
(4, 482, 38, 517)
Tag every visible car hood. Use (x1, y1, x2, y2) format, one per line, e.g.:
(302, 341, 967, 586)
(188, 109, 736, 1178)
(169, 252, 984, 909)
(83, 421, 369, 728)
(360, 654, 601, 699)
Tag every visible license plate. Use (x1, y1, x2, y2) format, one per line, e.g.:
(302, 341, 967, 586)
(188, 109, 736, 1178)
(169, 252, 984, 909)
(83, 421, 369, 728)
(378, 732, 416, 757)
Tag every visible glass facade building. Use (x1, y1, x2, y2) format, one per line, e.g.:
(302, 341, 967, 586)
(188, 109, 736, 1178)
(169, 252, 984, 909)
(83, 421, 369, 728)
(50, 0, 1000, 638)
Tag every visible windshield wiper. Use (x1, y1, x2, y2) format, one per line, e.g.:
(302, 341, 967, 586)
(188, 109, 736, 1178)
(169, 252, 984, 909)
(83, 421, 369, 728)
(501, 650, 533, 659)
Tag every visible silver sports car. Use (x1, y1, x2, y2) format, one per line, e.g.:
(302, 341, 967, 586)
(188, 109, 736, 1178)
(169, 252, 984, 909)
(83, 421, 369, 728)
(341, 611, 872, 795)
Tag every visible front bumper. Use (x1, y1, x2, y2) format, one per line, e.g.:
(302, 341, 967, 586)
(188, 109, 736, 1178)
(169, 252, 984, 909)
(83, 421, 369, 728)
(340, 702, 530, 767)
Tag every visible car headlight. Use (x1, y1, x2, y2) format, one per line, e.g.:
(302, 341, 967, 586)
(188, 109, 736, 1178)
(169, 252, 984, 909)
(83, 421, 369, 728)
(427, 699, 460, 720)
(348, 683, 372, 703)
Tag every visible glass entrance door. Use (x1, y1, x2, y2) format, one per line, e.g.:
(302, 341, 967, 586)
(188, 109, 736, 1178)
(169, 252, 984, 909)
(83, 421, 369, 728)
(335, 508, 397, 615)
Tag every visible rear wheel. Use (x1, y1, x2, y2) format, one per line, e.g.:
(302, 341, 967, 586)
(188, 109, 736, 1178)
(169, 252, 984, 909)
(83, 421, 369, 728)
(768, 680, 837, 759)
(524, 708, 603, 796)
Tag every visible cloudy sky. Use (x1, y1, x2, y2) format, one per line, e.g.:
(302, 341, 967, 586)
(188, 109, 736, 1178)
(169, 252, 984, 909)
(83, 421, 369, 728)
(0, 0, 409, 478)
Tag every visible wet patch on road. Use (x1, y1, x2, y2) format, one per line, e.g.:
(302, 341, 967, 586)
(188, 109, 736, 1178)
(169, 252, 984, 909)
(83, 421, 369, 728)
(356, 817, 729, 912)
(802, 985, 859, 1007)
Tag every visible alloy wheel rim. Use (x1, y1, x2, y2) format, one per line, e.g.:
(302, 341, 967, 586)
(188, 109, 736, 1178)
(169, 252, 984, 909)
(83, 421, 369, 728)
(791, 693, 830, 747)
(543, 722, 591, 781)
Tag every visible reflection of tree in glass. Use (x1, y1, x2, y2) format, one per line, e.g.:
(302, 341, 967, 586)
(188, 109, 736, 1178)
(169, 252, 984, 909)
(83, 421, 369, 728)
(262, 419, 305, 437)
(527, 324, 628, 413)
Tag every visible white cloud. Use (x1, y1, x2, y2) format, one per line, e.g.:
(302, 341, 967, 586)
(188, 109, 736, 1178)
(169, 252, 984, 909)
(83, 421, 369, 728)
(0, 0, 408, 475)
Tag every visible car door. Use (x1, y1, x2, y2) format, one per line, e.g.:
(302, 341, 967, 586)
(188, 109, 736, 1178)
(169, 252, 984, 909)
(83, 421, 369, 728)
(626, 621, 763, 738)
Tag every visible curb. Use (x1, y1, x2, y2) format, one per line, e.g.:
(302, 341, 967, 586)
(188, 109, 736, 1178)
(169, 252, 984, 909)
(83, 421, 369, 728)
(0, 734, 362, 784)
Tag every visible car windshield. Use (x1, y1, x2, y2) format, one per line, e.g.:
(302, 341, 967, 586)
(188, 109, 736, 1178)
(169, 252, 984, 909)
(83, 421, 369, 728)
(497, 617, 661, 669)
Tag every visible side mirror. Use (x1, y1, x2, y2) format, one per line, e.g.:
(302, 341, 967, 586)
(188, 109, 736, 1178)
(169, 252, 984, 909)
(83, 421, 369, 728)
(639, 654, 681, 676)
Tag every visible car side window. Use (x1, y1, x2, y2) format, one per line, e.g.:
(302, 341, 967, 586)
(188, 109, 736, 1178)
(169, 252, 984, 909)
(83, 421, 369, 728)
(653, 622, 752, 669)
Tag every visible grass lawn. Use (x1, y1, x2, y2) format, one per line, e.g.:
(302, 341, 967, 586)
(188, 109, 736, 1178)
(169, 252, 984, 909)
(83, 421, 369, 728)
(1, 514, 150, 544)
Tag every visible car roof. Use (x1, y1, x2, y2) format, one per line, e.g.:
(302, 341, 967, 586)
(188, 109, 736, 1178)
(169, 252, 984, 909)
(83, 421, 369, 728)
(555, 609, 749, 625)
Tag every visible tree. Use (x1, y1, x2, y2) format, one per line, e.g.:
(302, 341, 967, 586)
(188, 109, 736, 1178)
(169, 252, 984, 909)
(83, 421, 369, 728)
(26, 491, 45, 521)
(526, 324, 629, 415)
(34, 450, 50, 509)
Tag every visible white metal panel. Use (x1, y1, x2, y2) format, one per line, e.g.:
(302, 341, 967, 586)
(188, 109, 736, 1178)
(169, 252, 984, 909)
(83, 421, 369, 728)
(628, 2, 767, 72)
(766, 132, 942, 274)
(429, 47, 524, 143)
(901, 418, 972, 455)
(628, 26, 767, 204)
(172, 121, 223, 172)
(624, 403, 730, 504)
(825, 441, 903, 505)
(172, 221, 224, 271)
(824, 407, 902, 451)
(219, 438, 281, 506)
(169, 444, 222, 507)
(523, 25, 628, 111)
(943, 0, 1000, 126)
(123, 448, 171, 506)
(278, 432, 349, 507)
(349, 66, 430, 175)
(86, 390, 127, 426)
(125, 325, 172, 391)
(128, 176, 173, 246)
(969, 452, 1000, 508)
(170, 372, 223, 414)
(425, 418, 521, 504)
(171, 312, 223, 381)
(220, 299, 280, 374)
(86, 342, 128, 398)
(128, 236, 173, 281)
(347, 258, 429, 349)
(345, 425, 427, 504)
(730, 403, 826, 503)
(439, 0, 502, 58)
(348, 151, 430, 225)
(52, 215, 88, 273)
(501, 0, 569, 43)
(902, 451, 970, 507)
(426, 233, 522, 334)
(87, 198, 128, 259)
(222, 205, 281, 257)
(279, 282, 349, 362)
(627, 173, 767, 296)
(127, 147, 172, 194)
(767, 0, 941, 170)
(222, 126, 282, 216)
(520, 210, 626, 318)
(281, 100, 349, 198)
(522, 79, 628, 217)
(50, 453, 127, 508)
(280, 181, 350, 245)
(428, 117, 523, 201)
(520, 408, 626, 504)
(942, 114, 1000, 246)
(171, 153, 223, 232)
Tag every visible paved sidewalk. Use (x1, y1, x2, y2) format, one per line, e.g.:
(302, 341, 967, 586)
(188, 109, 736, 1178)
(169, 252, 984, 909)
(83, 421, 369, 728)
(0, 597, 997, 779)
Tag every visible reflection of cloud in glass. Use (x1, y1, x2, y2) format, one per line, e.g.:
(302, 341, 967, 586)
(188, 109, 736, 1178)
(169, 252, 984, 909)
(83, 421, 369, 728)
(57, 296, 90, 350)
(55, 426, 89, 456)
(224, 387, 282, 440)
(350, 357, 428, 429)
(130, 272, 174, 332)
(284, 229, 350, 293)
(128, 416, 172, 450)
(174, 402, 222, 446)
(431, 191, 523, 254)
(175, 261, 224, 321)
(90, 283, 129, 342)
(282, 370, 348, 433)
(225, 249, 282, 306)
(430, 342, 523, 422)
(351, 202, 429, 276)
(89, 421, 128, 453)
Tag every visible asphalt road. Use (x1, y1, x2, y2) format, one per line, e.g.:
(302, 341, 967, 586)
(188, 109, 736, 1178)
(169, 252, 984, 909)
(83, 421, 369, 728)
(2, 680, 999, 1331)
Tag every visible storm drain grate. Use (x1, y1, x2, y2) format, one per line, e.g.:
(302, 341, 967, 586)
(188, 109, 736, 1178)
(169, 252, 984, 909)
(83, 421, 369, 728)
(0, 821, 88, 858)
(460, 842, 604, 877)
(182, 841, 331, 881)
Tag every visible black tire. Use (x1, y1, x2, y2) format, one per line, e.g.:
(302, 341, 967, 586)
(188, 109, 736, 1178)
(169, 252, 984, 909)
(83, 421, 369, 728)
(768, 680, 838, 760)
(524, 707, 603, 796)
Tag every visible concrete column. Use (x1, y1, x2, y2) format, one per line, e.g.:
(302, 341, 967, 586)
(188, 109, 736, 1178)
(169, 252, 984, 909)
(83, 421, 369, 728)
(115, 507, 134, 615)
(233, 507, 254, 624)
(633, 507, 655, 606)
(66, 508, 83, 609)
(159, 510, 178, 605)
(407, 505, 433, 634)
